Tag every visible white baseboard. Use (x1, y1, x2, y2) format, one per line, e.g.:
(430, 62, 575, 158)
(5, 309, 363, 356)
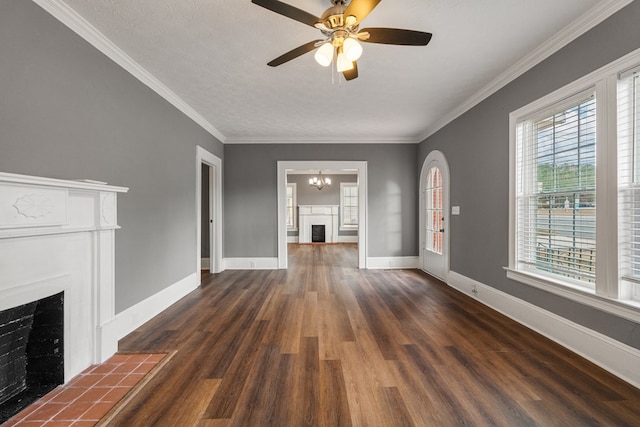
(367, 256, 420, 270)
(223, 257, 279, 270)
(447, 271, 640, 389)
(99, 272, 199, 357)
(287, 236, 299, 243)
(201, 257, 210, 270)
(338, 235, 359, 243)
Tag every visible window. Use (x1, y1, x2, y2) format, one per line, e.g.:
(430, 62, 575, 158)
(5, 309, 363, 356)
(340, 182, 358, 229)
(509, 51, 640, 321)
(286, 183, 297, 230)
(426, 166, 443, 254)
(618, 66, 640, 301)
(515, 92, 596, 287)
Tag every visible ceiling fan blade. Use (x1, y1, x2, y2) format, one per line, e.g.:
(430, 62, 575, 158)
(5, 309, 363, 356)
(343, 61, 358, 81)
(267, 40, 324, 67)
(343, 0, 381, 25)
(251, 0, 320, 28)
(360, 28, 433, 46)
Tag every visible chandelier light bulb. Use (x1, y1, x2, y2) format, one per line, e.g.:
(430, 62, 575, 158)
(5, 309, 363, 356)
(314, 42, 334, 67)
(343, 37, 363, 61)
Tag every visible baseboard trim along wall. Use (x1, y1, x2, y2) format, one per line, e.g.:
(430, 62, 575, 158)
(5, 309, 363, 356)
(223, 257, 279, 270)
(447, 271, 640, 389)
(367, 257, 420, 270)
(201, 258, 210, 270)
(100, 272, 199, 356)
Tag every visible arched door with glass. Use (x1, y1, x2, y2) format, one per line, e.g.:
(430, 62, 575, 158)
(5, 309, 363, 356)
(421, 151, 449, 280)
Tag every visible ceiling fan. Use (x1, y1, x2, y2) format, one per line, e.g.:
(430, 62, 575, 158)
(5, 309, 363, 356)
(251, 0, 433, 81)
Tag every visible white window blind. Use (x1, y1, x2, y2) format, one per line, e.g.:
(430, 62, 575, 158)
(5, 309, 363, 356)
(341, 183, 358, 228)
(515, 92, 596, 286)
(618, 68, 640, 301)
(286, 183, 296, 229)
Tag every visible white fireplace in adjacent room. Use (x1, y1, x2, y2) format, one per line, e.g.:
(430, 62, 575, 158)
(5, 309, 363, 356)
(298, 205, 339, 243)
(0, 172, 127, 383)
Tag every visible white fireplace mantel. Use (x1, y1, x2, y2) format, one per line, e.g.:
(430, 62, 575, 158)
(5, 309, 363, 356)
(0, 172, 128, 382)
(298, 205, 339, 243)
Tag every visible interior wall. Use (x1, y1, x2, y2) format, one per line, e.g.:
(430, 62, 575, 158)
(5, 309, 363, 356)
(0, 1, 223, 313)
(286, 174, 358, 237)
(224, 144, 418, 258)
(418, 1, 640, 350)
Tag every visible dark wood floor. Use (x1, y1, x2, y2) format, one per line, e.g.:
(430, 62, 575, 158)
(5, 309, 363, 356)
(115, 244, 640, 426)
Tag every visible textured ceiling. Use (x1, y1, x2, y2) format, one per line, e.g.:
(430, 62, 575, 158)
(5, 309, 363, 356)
(60, 0, 605, 143)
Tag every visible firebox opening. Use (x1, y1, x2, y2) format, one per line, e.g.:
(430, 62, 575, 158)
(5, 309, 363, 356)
(312, 225, 326, 243)
(0, 292, 64, 423)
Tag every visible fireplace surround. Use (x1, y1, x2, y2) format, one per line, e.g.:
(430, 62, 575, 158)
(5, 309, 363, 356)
(0, 172, 127, 386)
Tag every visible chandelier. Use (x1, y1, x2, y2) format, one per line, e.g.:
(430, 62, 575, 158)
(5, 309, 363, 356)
(309, 172, 331, 190)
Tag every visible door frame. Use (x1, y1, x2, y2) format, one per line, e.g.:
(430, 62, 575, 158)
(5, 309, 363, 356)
(196, 146, 222, 278)
(419, 150, 450, 280)
(277, 160, 368, 269)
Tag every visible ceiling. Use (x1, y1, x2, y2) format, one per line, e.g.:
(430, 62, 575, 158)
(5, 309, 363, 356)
(53, 0, 613, 144)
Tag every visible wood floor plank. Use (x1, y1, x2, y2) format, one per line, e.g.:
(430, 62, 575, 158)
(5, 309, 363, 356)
(114, 244, 640, 426)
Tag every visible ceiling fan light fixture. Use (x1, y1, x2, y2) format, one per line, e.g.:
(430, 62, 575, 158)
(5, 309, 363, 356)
(314, 42, 334, 67)
(336, 49, 354, 72)
(343, 37, 363, 61)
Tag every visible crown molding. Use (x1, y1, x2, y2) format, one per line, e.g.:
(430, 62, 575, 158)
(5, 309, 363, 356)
(416, 0, 634, 142)
(32, 0, 226, 143)
(224, 135, 419, 144)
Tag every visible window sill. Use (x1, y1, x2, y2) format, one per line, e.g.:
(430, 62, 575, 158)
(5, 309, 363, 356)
(504, 267, 640, 324)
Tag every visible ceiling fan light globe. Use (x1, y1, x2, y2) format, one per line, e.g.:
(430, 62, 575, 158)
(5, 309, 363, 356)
(336, 51, 354, 72)
(314, 42, 334, 67)
(343, 37, 362, 61)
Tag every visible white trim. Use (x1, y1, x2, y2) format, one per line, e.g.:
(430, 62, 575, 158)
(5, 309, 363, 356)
(99, 272, 198, 359)
(32, 0, 225, 142)
(225, 136, 416, 144)
(417, 0, 633, 141)
(201, 258, 210, 270)
(287, 236, 299, 243)
(447, 271, 640, 389)
(338, 235, 358, 243)
(277, 161, 368, 269)
(367, 257, 420, 270)
(223, 257, 279, 270)
(505, 268, 640, 324)
(196, 146, 223, 277)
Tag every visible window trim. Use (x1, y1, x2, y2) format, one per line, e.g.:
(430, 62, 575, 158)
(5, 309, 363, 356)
(340, 182, 358, 231)
(508, 46, 640, 324)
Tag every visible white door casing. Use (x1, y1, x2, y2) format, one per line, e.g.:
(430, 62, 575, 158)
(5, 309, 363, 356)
(196, 146, 222, 276)
(420, 150, 450, 280)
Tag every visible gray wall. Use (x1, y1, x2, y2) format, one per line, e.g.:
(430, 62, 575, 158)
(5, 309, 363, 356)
(224, 144, 418, 258)
(286, 174, 358, 237)
(0, 1, 223, 312)
(418, 1, 640, 349)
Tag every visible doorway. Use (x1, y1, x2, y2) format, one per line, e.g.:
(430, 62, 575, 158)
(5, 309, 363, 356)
(196, 146, 222, 278)
(277, 161, 368, 269)
(420, 151, 449, 280)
